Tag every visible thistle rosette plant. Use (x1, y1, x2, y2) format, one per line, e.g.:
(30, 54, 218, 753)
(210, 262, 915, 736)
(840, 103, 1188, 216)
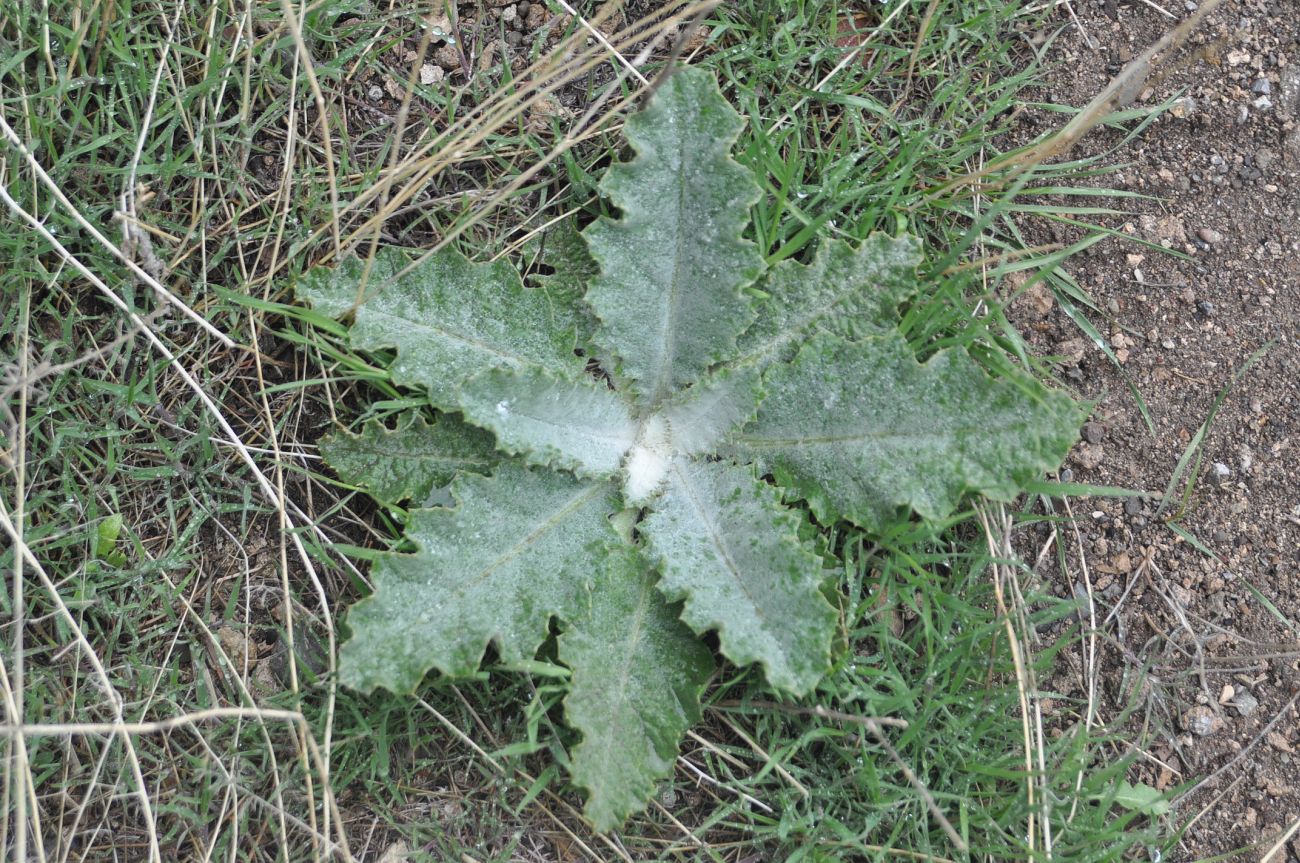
(298, 68, 1080, 830)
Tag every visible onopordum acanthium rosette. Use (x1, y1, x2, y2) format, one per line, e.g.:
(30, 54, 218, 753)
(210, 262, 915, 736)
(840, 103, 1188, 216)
(298, 67, 1082, 831)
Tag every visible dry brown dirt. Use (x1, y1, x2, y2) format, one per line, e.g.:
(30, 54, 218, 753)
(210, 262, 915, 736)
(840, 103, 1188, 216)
(1013, 1, 1299, 859)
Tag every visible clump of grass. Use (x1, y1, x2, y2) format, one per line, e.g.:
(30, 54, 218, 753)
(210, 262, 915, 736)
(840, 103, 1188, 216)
(0, 0, 1172, 860)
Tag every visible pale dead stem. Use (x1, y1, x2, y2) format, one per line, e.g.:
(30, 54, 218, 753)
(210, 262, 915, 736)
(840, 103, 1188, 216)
(1057, 496, 1101, 824)
(0, 176, 351, 861)
(415, 696, 628, 863)
(923, 0, 1225, 203)
(277, 0, 707, 278)
(278, 0, 343, 259)
(2, 287, 40, 863)
(0, 501, 161, 863)
(978, 502, 1054, 860)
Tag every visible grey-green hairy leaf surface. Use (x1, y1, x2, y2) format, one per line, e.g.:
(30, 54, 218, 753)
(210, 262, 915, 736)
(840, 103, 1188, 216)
(560, 547, 712, 831)
(320, 413, 496, 505)
(582, 68, 764, 403)
(733, 331, 1083, 529)
(339, 463, 619, 692)
(642, 458, 835, 695)
(296, 247, 581, 406)
(458, 367, 635, 478)
(731, 233, 923, 368)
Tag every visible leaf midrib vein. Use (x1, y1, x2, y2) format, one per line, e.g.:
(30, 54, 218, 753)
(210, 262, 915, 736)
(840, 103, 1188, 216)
(368, 307, 546, 368)
(590, 577, 653, 796)
(736, 425, 992, 448)
(462, 482, 607, 591)
(358, 446, 490, 464)
(671, 461, 774, 650)
(650, 130, 692, 404)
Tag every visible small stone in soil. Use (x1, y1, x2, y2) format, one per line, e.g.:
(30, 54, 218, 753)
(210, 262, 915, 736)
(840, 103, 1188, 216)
(1081, 421, 1105, 443)
(1074, 443, 1103, 470)
(1196, 300, 1215, 316)
(1211, 462, 1231, 485)
(1125, 497, 1143, 516)
(1233, 690, 1260, 717)
(1253, 78, 1272, 95)
(1183, 705, 1223, 737)
(1197, 227, 1224, 244)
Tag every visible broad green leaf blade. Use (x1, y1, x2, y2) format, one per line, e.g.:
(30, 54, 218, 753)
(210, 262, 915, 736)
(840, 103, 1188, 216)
(583, 68, 764, 404)
(458, 368, 637, 478)
(296, 247, 582, 406)
(560, 546, 712, 832)
(529, 219, 601, 349)
(676, 235, 922, 439)
(732, 332, 1082, 530)
(731, 234, 923, 370)
(340, 464, 619, 691)
(641, 458, 835, 695)
(530, 218, 598, 307)
(320, 412, 497, 505)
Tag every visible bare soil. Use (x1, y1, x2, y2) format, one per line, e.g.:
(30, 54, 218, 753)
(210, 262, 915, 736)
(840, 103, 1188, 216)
(1014, 1, 1300, 858)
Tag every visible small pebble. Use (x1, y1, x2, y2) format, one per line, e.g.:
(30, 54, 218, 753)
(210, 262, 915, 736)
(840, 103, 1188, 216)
(1125, 497, 1143, 516)
(1197, 227, 1224, 244)
(1254, 96, 1273, 111)
(1196, 300, 1215, 316)
(1211, 462, 1232, 485)
(1253, 78, 1272, 95)
(1233, 690, 1260, 717)
(1081, 421, 1105, 444)
(1212, 529, 1230, 544)
(1059, 467, 1074, 483)
(1161, 338, 1175, 350)
(367, 84, 384, 102)
(1184, 705, 1222, 737)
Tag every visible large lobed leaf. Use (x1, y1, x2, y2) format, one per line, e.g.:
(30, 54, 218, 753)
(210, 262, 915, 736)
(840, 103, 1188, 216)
(340, 463, 619, 691)
(642, 458, 836, 695)
(320, 413, 496, 506)
(560, 546, 713, 831)
(679, 233, 924, 433)
(582, 68, 764, 404)
(458, 367, 636, 479)
(296, 247, 582, 406)
(731, 233, 924, 367)
(732, 331, 1083, 530)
